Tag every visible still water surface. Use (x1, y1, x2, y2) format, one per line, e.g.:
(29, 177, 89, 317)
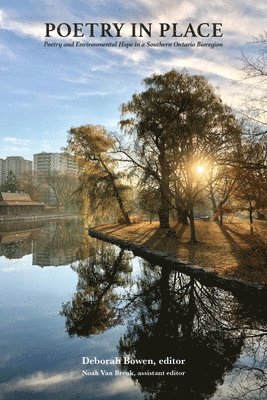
(0, 219, 266, 400)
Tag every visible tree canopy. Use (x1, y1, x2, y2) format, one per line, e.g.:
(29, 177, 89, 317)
(120, 70, 242, 241)
(66, 124, 131, 224)
(1, 171, 20, 193)
(65, 70, 266, 239)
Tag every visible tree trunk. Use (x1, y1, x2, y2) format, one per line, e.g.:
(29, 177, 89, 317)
(213, 198, 229, 223)
(158, 207, 170, 229)
(249, 206, 253, 234)
(157, 267, 171, 335)
(99, 156, 131, 225)
(113, 184, 131, 224)
(158, 152, 171, 229)
(177, 209, 188, 225)
(158, 187, 170, 228)
(189, 207, 197, 243)
(182, 277, 196, 339)
(219, 206, 223, 226)
(210, 182, 218, 220)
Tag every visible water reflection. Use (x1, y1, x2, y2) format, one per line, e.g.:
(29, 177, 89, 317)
(226, 335, 267, 400)
(118, 265, 244, 400)
(0, 220, 266, 399)
(0, 218, 89, 266)
(61, 244, 133, 336)
(0, 230, 33, 258)
(62, 247, 267, 400)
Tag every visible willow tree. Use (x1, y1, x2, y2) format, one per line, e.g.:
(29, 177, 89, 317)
(61, 244, 132, 337)
(66, 125, 131, 224)
(121, 71, 178, 228)
(121, 70, 241, 241)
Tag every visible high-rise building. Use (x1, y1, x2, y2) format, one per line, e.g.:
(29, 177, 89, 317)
(33, 152, 78, 175)
(0, 156, 32, 184)
(0, 159, 3, 185)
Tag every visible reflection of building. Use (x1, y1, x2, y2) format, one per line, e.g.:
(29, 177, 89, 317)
(32, 247, 78, 267)
(0, 156, 32, 184)
(0, 192, 44, 215)
(0, 219, 86, 266)
(33, 152, 78, 175)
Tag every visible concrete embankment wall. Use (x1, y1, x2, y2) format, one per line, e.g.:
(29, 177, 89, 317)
(0, 213, 82, 223)
(89, 228, 267, 303)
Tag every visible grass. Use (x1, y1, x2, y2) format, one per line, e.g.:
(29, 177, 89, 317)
(94, 219, 267, 285)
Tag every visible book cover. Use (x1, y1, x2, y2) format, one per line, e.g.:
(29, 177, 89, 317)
(0, 1, 266, 400)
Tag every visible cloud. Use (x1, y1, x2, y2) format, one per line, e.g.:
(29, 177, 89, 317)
(108, 46, 148, 64)
(1, 137, 32, 158)
(0, 0, 265, 159)
(45, 88, 122, 102)
(159, 54, 242, 81)
(3, 137, 30, 145)
(0, 41, 16, 59)
(60, 74, 92, 85)
(0, 370, 138, 399)
(0, 8, 5, 23)
(102, 376, 138, 396)
(0, 9, 44, 41)
(0, 370, 82, 394)
(78, 90, 120, 97)
(1, 1, 265, 46)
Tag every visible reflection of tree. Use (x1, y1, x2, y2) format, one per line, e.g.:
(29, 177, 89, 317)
(0, 230, 37, 259)
(0, 240, 30, 259)
(41, 220, 84, 251)
(225, 331, 267, 400)
(119, 263, 245, 400)
(32, 220, 90, 267)
(60, 240, 267, 399)
(61, 244, 132, 337)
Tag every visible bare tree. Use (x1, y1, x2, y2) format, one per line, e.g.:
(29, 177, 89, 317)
(240, 33, 267, 131)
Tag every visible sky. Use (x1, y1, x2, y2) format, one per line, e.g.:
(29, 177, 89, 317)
(0, 0, 266, 161)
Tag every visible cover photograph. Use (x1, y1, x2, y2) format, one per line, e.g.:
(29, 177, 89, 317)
(0, 1, 266, 399)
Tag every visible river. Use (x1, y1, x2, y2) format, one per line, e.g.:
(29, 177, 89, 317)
(0, 219, 266, 400)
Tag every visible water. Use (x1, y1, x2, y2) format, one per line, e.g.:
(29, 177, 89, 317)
(0, 219, 266, 400)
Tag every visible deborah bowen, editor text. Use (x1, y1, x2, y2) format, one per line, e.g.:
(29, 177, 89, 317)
(82, 356, 186, 365)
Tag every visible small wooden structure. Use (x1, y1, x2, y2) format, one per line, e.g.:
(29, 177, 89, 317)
(0, 192, 45, 215)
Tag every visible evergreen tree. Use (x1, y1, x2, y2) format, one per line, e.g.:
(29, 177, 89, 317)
(1, 171, 20, 192)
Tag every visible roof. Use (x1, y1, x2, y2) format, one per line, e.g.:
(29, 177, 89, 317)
(0, 231, 32, 243)
(1, 192, 32, 202)
(0, 192, 44, 207)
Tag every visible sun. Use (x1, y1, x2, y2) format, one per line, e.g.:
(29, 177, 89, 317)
(195, 165, 205, 174)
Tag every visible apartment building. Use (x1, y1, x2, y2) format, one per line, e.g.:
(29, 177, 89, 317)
(33, 152, 78, 175)
(0, 156, 32, 184)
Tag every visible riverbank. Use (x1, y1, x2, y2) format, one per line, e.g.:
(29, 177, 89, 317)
(0, 212, 82, 223)
(89, 220, 267, 289)
(0, 213, 83, 234)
